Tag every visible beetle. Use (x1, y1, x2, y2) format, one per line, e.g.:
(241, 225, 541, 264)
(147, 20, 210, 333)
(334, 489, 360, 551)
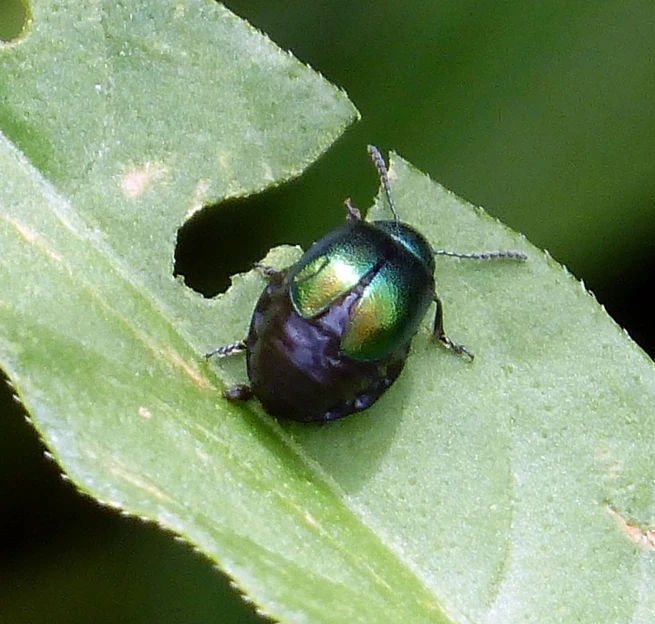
(206, 146, 526, 422)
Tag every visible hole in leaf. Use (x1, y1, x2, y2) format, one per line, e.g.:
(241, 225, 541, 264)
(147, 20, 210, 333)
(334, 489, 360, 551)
(175, 191, 291, 298)
(0, 0, 30, 42)
(174, 148, 365, 298)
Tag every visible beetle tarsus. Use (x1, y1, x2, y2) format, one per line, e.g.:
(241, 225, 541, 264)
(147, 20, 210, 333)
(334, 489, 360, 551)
(438, 335, 475, 361)
(344, 198, 362, 221)
(223, 384, 254, 402)
(205, 340, 247, 359)
(432, 295, 475, 361)
(253, 262, 279, 278)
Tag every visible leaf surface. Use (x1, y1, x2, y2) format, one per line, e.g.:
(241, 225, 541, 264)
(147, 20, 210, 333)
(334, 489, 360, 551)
(2, 2, 655, 623)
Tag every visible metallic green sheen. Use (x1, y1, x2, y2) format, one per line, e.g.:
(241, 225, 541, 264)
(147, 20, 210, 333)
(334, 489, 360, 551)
(341, 249, 434, 361)
(289, 220, 436, 362)
(375, 221, 436, 274)
(290, 221, 386, 317)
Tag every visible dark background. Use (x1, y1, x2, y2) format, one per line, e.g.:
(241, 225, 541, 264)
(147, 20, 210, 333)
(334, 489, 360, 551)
(2, 1, 654, 622)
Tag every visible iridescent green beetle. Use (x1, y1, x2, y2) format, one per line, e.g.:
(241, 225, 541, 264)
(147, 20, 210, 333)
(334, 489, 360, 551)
(207, 146, 526, 422)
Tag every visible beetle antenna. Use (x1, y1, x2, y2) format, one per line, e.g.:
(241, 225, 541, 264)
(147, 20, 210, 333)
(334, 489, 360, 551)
(433, 249, 527, 261)
(367, 145, 400, 227)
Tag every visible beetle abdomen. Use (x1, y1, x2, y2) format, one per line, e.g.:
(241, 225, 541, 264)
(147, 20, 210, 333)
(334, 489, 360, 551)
(245, 270, 410, 422)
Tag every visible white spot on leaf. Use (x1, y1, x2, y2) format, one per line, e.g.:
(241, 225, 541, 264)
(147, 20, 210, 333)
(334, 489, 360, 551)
(121, 162, 169, 199)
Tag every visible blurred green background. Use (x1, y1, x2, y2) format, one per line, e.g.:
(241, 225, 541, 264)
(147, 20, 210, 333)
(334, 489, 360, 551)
(2, 0, 654, 622)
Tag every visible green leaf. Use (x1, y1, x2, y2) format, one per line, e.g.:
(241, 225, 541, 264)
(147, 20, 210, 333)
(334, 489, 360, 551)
(5, 124, 655, 620)
(0, 0, 357, 308)
(2, 3, 655, 624)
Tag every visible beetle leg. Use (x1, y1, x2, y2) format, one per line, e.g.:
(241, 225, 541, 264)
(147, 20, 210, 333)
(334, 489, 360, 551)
(432, 296, 474, 361)
(205, 340, 247, 359)
(223, 384, 254, 403)
(344, 198, 362, 221)
(252, 262, 280, 278)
